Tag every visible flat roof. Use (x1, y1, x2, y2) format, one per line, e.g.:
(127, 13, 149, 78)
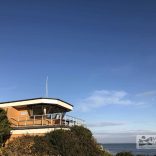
(0, 97, 73, 111)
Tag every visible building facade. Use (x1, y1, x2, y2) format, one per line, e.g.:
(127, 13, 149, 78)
(0, 98, 84, 139)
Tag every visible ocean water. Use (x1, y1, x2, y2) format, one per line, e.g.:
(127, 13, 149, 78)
(102, 143, 156, 156)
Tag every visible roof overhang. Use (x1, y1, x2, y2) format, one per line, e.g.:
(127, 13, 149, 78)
(0, 98, 73, 111)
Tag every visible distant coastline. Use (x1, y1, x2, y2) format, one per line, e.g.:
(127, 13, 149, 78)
(102, 143, 156, 155)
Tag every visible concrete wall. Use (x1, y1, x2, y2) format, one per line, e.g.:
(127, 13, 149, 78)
(9, 127, 69, 141)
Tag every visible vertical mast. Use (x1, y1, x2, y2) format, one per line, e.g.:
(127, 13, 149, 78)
(46, 76, 48, 97)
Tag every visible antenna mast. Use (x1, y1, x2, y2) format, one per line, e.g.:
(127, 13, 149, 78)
(46, 76, 48, 97)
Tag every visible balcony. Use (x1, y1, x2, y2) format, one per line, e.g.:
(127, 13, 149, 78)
(9, 113, 85, 129)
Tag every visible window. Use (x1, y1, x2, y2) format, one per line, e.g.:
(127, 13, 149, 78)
(33, 106, 43, 115)
(20, 111, 27, 115)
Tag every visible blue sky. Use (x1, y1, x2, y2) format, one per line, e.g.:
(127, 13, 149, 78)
(0, 0, 156, 143)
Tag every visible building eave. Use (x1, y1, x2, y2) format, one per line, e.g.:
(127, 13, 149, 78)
(0, 97, 73, 111)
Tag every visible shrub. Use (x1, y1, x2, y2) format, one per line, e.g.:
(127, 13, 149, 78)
(71, 125, 92, 140)
(0, 109, 11, 147)
(70, 126, 104, 156)
(46, 129, 82, 156)
(3, 126, 112, 156)
(46, 126, 109, 156)
(116, 151, 134, 156)
(3, 135, 59, 156)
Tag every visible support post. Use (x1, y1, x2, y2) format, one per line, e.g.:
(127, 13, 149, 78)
(60, 113, 62, 125)
(33, 116, 35, 126)
(25, 116, 27, 126)
(42, 115, 43, 125)
(17, 117, 19, 127)
(64, 115, 66, 126)
(51, 114, 52, 125)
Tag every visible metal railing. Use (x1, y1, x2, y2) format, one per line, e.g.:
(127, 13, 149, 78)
(9, 113, 85, 127)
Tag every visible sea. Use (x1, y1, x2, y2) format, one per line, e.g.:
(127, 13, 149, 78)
(102, 143, 156, 156)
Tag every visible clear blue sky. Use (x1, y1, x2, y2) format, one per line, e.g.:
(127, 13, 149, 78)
(0, 0, 156, 143)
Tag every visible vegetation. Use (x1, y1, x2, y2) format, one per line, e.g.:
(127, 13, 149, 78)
(45, 126, 111, 156)
(3, 126, 112, 156)
(3, 135, 59, 156)
(0, 108, 11, 147)
(116, 151, 134, 156)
